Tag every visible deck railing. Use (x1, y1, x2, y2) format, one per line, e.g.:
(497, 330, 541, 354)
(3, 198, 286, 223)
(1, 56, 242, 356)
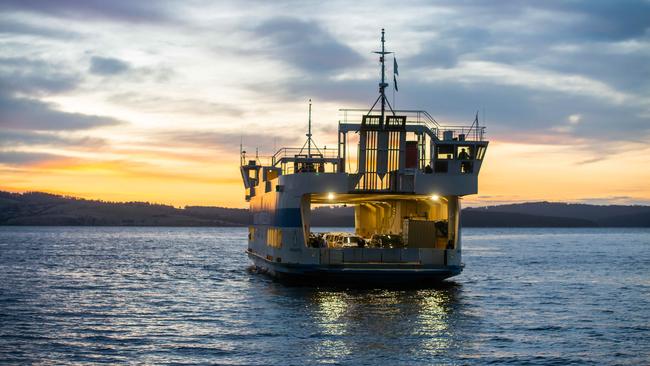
(338, 109, 486, 141)
(271, 147, 339, 165)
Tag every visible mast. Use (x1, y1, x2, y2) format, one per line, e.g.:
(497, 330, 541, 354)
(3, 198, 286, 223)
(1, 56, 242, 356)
(369, 28, 394, 123)
(380, 29, 387, 122)
(307, 99, 312, 157)
(299, 98, 321, 157)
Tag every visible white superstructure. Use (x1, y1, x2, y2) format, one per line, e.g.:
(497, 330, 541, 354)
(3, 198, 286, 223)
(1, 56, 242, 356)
(240, 30, 488, 284)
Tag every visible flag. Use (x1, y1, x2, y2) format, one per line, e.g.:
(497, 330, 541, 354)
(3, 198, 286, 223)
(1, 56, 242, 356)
(394, 74, 398, 92)
(393, 57, 398, 75)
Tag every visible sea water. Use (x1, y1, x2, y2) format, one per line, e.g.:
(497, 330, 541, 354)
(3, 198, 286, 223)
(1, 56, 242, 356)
(0, 227, 648, 365)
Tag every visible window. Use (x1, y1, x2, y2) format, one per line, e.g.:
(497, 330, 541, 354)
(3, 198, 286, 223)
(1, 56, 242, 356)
(476, 146, 487, 160)
(386, 115, 406, 128)
(457, 146, 472, 160)
(267, 228, 282, 248)
(362, 115, 381, 126)
(436, 144, 454, 160)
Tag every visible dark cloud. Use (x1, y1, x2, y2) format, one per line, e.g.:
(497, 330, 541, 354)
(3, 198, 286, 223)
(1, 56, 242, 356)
(549, 0, 650, 41)
(0, 130, 106, 149)
(0, 92, 123, 131)
(407, 45, 460, 69)
(0, 56, 124, 133)
(0, 19, 81, 39)
(89, 56, 131, 75)
(406, 27, 492, 69)
(275, 71, 649, 147)
(530, 46, 650, 93)
(259, 1, 650, 151)
(0, 151, 65, 166)
(402, 1, 650, 95)
(155, 130, 301, 154)
(253, 17, 363, 73)
(402, 79, 648, 143)
(0, 0, 173, 23)
(0, 57, 81, 95)
(431, 0, 650, 42)
(108, 93, 244, 116)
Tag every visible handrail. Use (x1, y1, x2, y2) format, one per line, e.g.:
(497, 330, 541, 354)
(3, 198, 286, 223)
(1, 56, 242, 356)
(338, 109, 486, 141)
(338, 108, 440, 128)
(271, 147, 339, 165)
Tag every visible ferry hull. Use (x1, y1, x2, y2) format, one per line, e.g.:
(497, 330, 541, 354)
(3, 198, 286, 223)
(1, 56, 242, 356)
(248, 252, 462, 285)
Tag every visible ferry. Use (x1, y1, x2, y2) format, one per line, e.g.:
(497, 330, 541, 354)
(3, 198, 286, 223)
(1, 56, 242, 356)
(240, 30, 488, 284)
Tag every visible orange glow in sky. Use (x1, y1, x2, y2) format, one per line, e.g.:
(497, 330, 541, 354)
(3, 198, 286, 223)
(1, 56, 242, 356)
(2, 136, 650, 208)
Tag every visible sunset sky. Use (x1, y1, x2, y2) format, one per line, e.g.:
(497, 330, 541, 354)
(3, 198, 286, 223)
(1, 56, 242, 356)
(1, 1, 649, 208)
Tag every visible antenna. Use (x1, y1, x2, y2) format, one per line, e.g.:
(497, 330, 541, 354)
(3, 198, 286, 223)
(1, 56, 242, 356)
(307, 98, 312, 157)
(299, 99, 322, 157)
(380, 29, 387, 121)
(239, 135, 245, 166)
(368, 28, 395, 123)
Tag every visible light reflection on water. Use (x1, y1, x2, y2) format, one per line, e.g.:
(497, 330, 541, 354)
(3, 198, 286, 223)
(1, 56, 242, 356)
(1, 227, 649, 365)
(253, 282, 470, 364)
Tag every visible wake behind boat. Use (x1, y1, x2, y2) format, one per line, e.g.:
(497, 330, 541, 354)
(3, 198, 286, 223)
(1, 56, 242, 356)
(240, 29, 488, 284)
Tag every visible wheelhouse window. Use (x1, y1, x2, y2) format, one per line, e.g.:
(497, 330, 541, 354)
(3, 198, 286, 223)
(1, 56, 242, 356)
(457, 146, 472, 160)
(436, 144, 454, 159)
(476, 146, 487, 160)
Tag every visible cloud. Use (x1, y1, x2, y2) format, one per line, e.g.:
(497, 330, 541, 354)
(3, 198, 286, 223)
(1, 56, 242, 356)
(154, 130, 302, 154)
(573, 196, 650, 206)
(0, 151, 66, 166)
(550, 0, 650, 41)
(431, 1, 650, 42)
(0, 92, 123, 131)
(89, 56, 131, 75)
(107, 93, 244, 117)
(86, 57, 174, 82)
(0, 19, 81, 39)
(0, 0, 174, 23)
(568, 114, 582, 125)
(0, 130, 106, 149)
(0, 57, 80, 95)
(0, 57, 124, 132)
(398, 2, 650, 95)
(278, 69, 649, 146)
(531, 44, 650, 93)
(406, 27, 491, 70)
(252, 17, 364, 74)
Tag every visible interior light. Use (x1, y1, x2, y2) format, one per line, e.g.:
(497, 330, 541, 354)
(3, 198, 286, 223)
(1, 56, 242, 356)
(327, 192, 335, 200)
(430, 194, 440, 201)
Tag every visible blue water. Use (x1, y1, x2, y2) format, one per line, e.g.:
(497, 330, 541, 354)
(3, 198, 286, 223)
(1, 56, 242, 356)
(0, 227, 648, 365)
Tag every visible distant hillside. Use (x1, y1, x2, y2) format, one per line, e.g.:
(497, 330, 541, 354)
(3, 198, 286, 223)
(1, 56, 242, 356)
(0, 191, 249, 226)
(463, 202, 650, 227)
(465, 202, 650, 221)
(0, 191, 649, 227)
(311, 206, 355, 227)
(461, 211, 598, 227)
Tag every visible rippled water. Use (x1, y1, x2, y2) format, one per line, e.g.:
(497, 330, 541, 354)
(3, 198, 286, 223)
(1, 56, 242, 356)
(0, 227, 648, 365)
